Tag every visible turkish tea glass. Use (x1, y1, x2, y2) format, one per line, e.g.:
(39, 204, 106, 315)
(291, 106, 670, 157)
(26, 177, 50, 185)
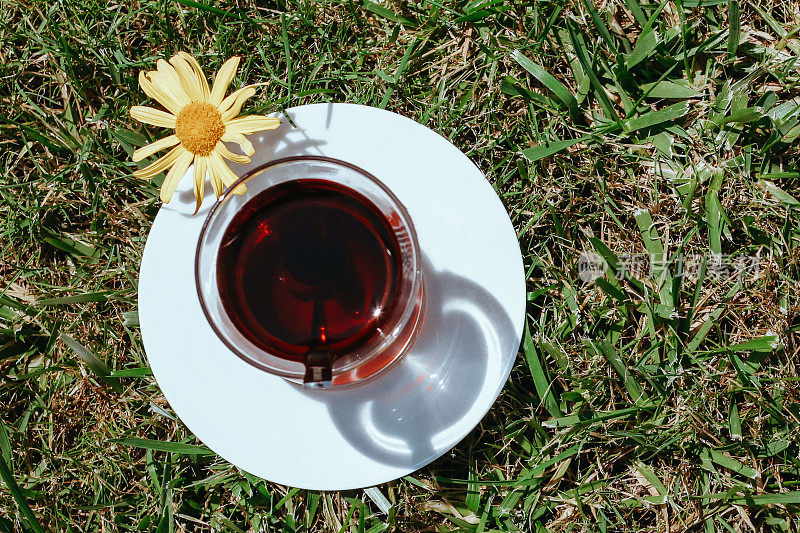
(195, 156, 424, 388)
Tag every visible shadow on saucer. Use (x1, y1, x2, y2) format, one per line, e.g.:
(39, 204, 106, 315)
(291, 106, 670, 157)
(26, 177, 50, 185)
(298, 253, 518, 470)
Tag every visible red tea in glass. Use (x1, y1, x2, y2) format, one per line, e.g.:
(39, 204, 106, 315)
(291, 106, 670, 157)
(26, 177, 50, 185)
(217, 179, 403, 359)
(196, 157, 424, 388)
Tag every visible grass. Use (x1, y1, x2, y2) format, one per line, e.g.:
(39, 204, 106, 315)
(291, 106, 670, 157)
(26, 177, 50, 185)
(1, 0, 800, 530)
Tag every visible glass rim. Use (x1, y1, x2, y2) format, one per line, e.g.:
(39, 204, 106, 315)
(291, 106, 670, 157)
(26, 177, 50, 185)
(194, 155, 423, 380)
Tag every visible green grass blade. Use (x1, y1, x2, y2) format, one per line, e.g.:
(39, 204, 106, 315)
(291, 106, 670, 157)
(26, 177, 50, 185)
(751, 4, 787, 38)
(60, 333, 122, 393)
(380, 37, 417, 108)
(720, 334, 779, 353)
(111, 128, 147, 153)
(706, 171, 725, 257)
(623, 0, 648, 26)
(580, 0, 615, 48)
(682, 0, 727, 5)
(687, 281, 741, 352)
(727, 0, 740, 58)
(635, 461, 668, 495)
(0, 419, 11, 464)
(122, 310, 139, 328)
(626, 26, 658, 69)
(728, 400, 741, 440)
(593, 340, 649, 404)
(43, 234, 96, 258)
(111, 438, 214, 455)
(361, 0, 417, 26)
(635, 209, 673, 309)
(521, 136, 589, 162)
(174, 0, 244, 18)
(0, 455, 45, 533)
(523, 323, 562, 417)
(594, 278, 627, 303)
(281, 14, 293, 98)
(364, 487, 392, 515)
(108, 367, 153, 378)
(156, 484, 173, 533)
(566, 20, 621, 126)
(589, 237, 645, 292)
(511, 50, 578, 116)
(729, 492, 800, 506)
(35, 292, 110, 306)
(712, 107, 763, 125)
(701, 448, 758, 479)
(0, 116, 69, 153)
(639, 80, 703, 99)
(634, 210, 664, 258)
(760, 180, 800, 208)
(543, 407, 640, 428)
(623, 101, 689, 133)
(465, 463, 480, 513)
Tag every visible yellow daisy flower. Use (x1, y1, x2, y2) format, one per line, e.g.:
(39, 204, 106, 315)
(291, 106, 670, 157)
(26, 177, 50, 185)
(130, 52, 279, 211)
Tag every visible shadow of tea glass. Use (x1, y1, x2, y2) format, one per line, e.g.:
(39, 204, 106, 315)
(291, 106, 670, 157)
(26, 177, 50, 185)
(196, 156, 425, 388)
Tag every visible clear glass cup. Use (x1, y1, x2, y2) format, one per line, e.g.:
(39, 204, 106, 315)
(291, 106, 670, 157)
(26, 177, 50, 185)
(195, 156, 425, 388)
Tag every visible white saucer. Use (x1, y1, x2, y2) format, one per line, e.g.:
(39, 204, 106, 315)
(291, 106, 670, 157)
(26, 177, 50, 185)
(139, 103, 525, 490)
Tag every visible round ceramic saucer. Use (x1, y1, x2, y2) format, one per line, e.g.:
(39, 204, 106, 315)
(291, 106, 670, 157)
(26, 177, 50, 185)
(139, 103, 525, 490)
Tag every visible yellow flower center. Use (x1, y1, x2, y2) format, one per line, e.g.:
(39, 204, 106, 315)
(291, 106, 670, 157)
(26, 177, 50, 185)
(175, 102, 224, 156)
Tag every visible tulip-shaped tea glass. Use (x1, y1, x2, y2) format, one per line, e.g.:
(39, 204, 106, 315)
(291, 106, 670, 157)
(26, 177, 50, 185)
(196, 156, 425, 388)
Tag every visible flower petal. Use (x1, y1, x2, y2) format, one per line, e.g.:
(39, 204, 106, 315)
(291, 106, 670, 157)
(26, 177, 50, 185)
(130, 106, 177, 128)
(193, 155, 208, 213)
(211, 56, 240, 107)
(209, 150, 247, 195)
(221, 131, 255, 156)
(169, 54, 202, 102)
(178, 52, 210, 102)
(160, 150, 195, 203)
(215, 141, 250, 164)
(218, 85, 256, 120)
(209, 166, 224, 197)
(138, 71, 182, 115)
(153, 60, 191, 106)
(133, 145, 184, 180)
(148, 72, 189, 111)
(224, 115, 281, 134)
(206, 152, 227, 196)
(132, 134, 180, 162)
